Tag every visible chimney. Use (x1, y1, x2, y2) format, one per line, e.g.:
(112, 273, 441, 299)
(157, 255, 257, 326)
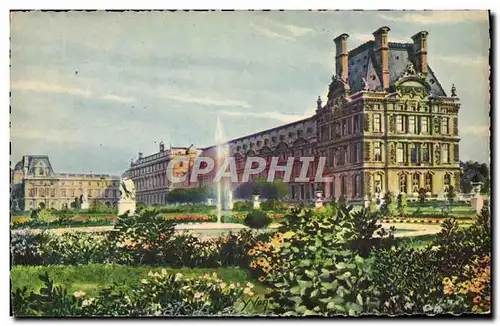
(411, 30, 429, 77)
(373, 26, 391, 90)
(334, 33, 349, 82)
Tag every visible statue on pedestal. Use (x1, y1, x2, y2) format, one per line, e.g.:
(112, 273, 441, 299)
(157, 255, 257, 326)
(118, 177, 136, 216)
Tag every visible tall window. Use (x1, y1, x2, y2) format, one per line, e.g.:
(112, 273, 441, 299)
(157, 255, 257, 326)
(444, 174, 451, 192)
(353, 115, 360, 132)
(344, 145, 349, 164)
(353, 174, 360, 198)
(408, 116, 416, 134)
(340, 175, 346, 195)
(421, 116, 429, 133)
(342, 119, 348, 136)
(61, 189, 66, 197)
(399, 174, 407, 194)
(442, 144, 449, 163)
(441, 117, 449, 135)
(423, 143, 430, 162)
(356, 143, 361, 163)
(351, 145, 356, 163)
(412, 173, 420, 193)
(50, 189, 55, 197)
(396, 143, 404, 163)
(374, 142, 382, 162)
(373, 114, 381, 132)
(410, 143, 418, 164)
(425, 173, 433, 192)
(396, 115, 404, 132)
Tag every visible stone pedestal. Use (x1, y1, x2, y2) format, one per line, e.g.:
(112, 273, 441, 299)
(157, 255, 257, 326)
(315, 190, 323, 209)
(207, 198, 213, 206)
(471, 196, 484, 214)
(118, 200, 136, 216)
(252, 195, 260, 209)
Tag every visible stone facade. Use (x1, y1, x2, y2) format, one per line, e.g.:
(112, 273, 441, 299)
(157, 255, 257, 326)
(316, 27, 460, 201)
(126, 143, 202, 205)
(11, 155, 120, 211)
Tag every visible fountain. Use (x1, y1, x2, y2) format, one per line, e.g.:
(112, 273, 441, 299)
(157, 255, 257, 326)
(215, 115, 233, 223)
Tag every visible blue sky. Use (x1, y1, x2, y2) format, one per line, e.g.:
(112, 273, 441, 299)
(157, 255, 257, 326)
(10, 10, 490, 175)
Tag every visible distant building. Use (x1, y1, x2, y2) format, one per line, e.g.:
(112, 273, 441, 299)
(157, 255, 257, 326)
(11, 155, 120, 211)
(126, 143, 202, 205)
(128, 27, 461, 203)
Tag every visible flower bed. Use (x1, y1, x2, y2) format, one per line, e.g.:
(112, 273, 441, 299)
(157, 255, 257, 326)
(232, 213, 285, 220)
(381, 217, 475, 224)
(164, 214, 214, 222)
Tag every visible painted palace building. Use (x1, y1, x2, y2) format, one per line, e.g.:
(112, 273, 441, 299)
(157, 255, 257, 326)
(11, 155, 120, 211)
(127, 26, 461, 205)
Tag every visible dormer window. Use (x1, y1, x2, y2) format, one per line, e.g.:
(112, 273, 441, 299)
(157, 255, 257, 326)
(264, 139, 269, 145)
(288, 132, 294, 138)
(307, 127, 313, 134)
(280, 135, 286, 141)
(256, 140, 262, 147)
(272, 136, 277, 142)
(236, 146, 241, 151)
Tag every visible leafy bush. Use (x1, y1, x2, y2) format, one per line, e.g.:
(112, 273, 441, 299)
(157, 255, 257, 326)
(244, 210, 271, 229)
(431, 206, 491, 277)
(380, 192, 397, 218)
(371, 247, 442, 314)
(252, 206, 392, 316)
(259, 199, 287, 212)
(12, 271, 255, 316)
(397, 193, 408, 218)
(232, 201, 253, 212)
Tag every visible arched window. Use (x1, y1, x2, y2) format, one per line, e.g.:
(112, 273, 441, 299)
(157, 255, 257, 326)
(340, 175, 347, 196)
(353, 174, 360, 198)
(412, 173, 420, 193)
(399, 174, 407, 194)
(444, 174, 451, 192)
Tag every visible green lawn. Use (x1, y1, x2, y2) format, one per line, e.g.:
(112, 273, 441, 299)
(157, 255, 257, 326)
(11, 264, 270, 314)
(11, 264, 261, 296)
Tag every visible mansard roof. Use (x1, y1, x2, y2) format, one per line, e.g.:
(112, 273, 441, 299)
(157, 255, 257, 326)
(344, 41, 446, 96)
(14, 155, 55, 176)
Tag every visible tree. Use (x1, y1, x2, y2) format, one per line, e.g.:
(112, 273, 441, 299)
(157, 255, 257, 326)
(397, 193, 408, 218)
(329, 196, 338, 216)
(380, 192, 397, 218)
(460, 160, 490, 194)
(446, 186, 456, 204)
(418, 188, 427, 204)
(338, 194, 347, 209)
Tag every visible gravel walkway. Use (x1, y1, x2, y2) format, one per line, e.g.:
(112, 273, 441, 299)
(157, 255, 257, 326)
(11, 222, 442, 238)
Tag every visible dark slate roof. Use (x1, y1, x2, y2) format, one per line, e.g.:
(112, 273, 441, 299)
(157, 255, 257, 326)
(345, 41, 446, 96)
(14, 155, 56, 176)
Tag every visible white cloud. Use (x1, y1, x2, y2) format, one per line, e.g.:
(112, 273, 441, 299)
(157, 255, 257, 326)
(270, 21, 314, 37)
(11, 80, 92, 97)
(249, 22, 294, 41)
(218, 109, 312, 124)
(351, 33, 409, 44)
(163, 94, 251, 108)
(378, 11, 488, 24)
(101, 94, 136, 103)
(462, 125, 490, 137)
(433, 55, 489, 67)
